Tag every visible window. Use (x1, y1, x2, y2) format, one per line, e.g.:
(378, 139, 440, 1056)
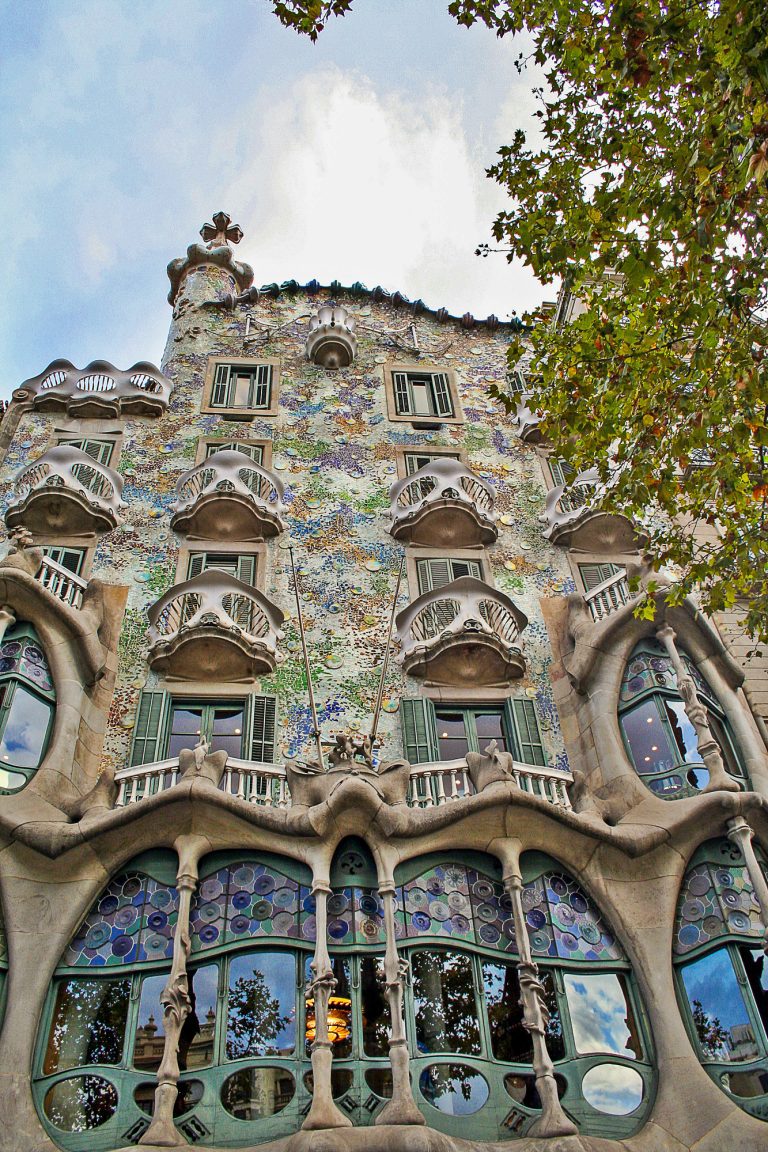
(0, 622, 55, 793)
(202, 359, 278, 416)
(618, 638, 747, 799)
(385, 365, 461, 424)
(674, 838, 768, 1119)
(186, 552, 257, 586)
(130, 692, 276, 766)
(547, 457, 576, 489)
(578, 563, 624, 592)
(42, 547, 86, 576)
(57, 438, 115, 466)
(404, 451, 460, 477)
(416, 557, 482, 595)
(203, 441, 264, 465)
(401, 698, 546, 767)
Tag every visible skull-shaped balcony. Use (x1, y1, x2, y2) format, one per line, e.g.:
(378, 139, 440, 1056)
(147, 570, 285, 681)
(5, 446, 124, 537)
(514, 391, 545, 444)
(395, 576, 527, 685)
(389, 459, 497, 547)
(12, 359, 171, 418)
(306, 304, 357, 368)
(542, 468, 643, 553)
(170, 451, 287, 541)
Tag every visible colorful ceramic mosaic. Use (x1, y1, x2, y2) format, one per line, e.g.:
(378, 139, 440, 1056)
(63, 873, 179, 968)
(620, 639, 710, 705)
(0, 632, 53, 695)
(674, 854, 767, 955)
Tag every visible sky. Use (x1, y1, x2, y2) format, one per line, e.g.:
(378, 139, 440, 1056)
(0, 0, 552, 399)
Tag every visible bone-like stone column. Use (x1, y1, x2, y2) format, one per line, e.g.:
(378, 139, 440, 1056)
(492, 839, 577, 1137)
(374, 872, 424, 1126)
(0, 606, 16, 644)
(656, 624, 740, 793)
(302, 872, 351, 1130)
(727, 816, 768, 952)
(139, 834, 209, 1147)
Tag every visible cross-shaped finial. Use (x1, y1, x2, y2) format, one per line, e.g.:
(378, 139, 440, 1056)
(199, 211, 244, 248)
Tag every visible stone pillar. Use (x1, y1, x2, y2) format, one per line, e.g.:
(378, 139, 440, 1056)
(374, 874, 424, 1126)
(139, 834, 209, 1147)
(302, 873, 351, 1131)
(727, 816, 768, 952)
(0, 605, 16, 644)
(493, 839, 577, 1137)
(656, 624, 740, 793)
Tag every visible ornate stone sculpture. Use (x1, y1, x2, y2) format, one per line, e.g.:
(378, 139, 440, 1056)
(466, 739, 516, 793)
(178, 735, 228, 788)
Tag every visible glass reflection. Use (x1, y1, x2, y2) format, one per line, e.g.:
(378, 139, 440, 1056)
(221, 1067, 295, 1119)
(681, 950, 758, 1061)
(563, 973, 641, 1059)
(210, 707, 245, 759)
(435, 711, 470, 761)
(483, 962, 530, 1062)
(582, 1063, 643, 1115)
(419, 1063, 489, 1116)
(366, 1068, 394, 1098)
(620, 700, 676, 775)
(44, 978, 130, 1074)
(226, 952, 295, 1059)
(43, 1075, 118, 1132)
(412, 950, 481, 1055)
(134, 1078, 203, 1117)
(0, 686, 51, 768)
(168, 707, 204, 759)
(665, 700, 701, 762)
(132, 973, 167, 1072)
(181, 965, 218, 1070)
(741, 946, 768, 1039)
(304, 956, 353, 1059)
(721, 1068, 768, 1098)
(361, 956, 390, 1057)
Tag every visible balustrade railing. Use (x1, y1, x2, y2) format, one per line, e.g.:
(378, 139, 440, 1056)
(36, 556, 87, 610)
(583, 569, 631, 622)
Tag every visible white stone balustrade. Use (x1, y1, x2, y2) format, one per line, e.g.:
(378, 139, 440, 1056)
(170, 450, 287, 540)
(114, 755, 572, 810)
(395, 575, 527, 685)
(36, 555, 88, 610)
(5, 445, 125, 536)
(389, 458, 498, 547)
(583, 568, 632, 622)
(147, 568, 284, 680)
(12, 358, 171, 417)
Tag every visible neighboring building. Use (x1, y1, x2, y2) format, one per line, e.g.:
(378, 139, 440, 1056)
(0, 213, 766, 1152)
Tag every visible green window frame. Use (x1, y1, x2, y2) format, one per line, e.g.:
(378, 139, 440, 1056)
(0, 622, 56, 794)
(401, 698, 546, 768)
(210, 363, 272, 411)
(204, 441, 264, 464)
(578, 563, 624, 592)
(186, 552, 257, 586)
(415, 557, 482, 595)
(41, 547, 86, 576)
(547, 457, 576, 489)
(57, 438, 115, 466)
(618, 638, 746, 800)
(392, 370, 454, 418)
(130, 692, 276, 767)
(404, 451, 460, 476)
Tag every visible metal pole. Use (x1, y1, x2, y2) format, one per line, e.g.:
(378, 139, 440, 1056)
(370, 553, 406, 747)
(289, 546, 324, 770)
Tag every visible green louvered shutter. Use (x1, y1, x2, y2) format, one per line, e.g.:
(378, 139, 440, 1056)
(234, 555, 257, 586)
(578, 563, 622, 591)
(548, 457, 575, 488)
(507, 699, 546, 767)
(187, 553, 206, 579)
(130, 692, 165, 766)
(252, 365, 272, 408)
(393, 372, 411, 414)
(249, 696, 276, 763)
(401, 698, 439, 764)
(205, 442, 264, 464)
(431, 372, 453, 416)
(211, 363, 231, 407)
(416, 558, 482, 595)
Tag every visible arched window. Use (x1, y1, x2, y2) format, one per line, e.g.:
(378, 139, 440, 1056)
(0, 621, 55, 793)
(618, 638, 746, 799)
(674, 838, 768, 1119)
(394, 851, 654, 1139)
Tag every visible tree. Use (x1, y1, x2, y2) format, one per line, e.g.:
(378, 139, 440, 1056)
(270, 0, 768, 642)
(691, 997, 731, 1058)
(226, 968, 294, 1059)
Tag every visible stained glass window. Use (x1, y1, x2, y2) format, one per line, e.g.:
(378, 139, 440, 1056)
(0, 622, 55, 793)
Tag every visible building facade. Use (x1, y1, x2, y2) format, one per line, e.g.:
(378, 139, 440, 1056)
(0, 213, 766, 1152)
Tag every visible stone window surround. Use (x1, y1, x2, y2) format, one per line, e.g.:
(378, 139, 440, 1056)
(194, 436, 273, 469)
(566, 550, 638, 590)
(404, 544, 494, 605)
(200, 356, 280, 418)
(382, 362, 465, 426)
(394, 444, 467, 481)
(173, 540, 269, 594)
(52, 423, 124, 470)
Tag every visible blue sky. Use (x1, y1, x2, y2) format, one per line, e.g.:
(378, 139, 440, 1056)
(1, 1, 550, 398)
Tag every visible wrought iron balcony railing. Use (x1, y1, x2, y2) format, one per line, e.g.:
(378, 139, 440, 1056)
(542, 468, 642, 553)
(147, 569, 284, 680)
(12, 358, 171, 418)
(5, 445, 125, 536)
(395, 576, 528, 685)
(389, 458, 498, 547)
(171, 450, 287, 540)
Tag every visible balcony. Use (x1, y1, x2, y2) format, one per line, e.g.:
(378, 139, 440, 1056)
(583, 568, 632, 623)
(170, 451, 287, 541)
(389, 459, 497, 547)
(5, 445, 124, 536)
(395, 576, 527, 685)
(36, 554, 88, 610)
(12, 358, 171, 418)
(306, 304, 357, 368)
(147, 569, 284, 680)
(542, 468, 643, 553)
(114, 755, 572, 810)
(514, 391, 545, 444)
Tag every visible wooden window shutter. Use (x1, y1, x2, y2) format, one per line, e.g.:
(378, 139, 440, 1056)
(416, 558, 452, 594)
(507, 699, 546, 767)
(249, 696, 276, 763)
(392, 372, 412, 414)
(252, 364, 272, 408)
(431, 373, 454, 417)
(187, 553, 206, 580)
(549, 457, 575, 488)
(211, 363, 231, 407)
(401, 698, 439, 764)
(130, 691, 165, 766)
(578, 563, 621, 591)
(235, 555, 257, 586)
(450, 559, 482, 581)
